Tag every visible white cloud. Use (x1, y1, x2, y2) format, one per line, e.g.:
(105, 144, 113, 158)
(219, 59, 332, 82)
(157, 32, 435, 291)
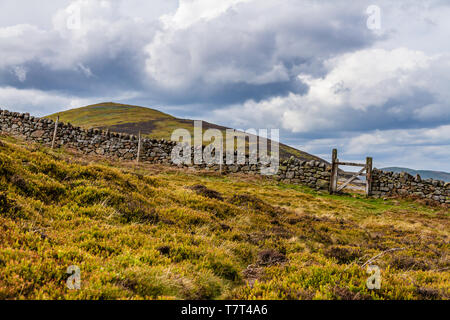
(0, 24, 50, 68)
(375, 1, 450, 54)
(11, 66, 27, 82)
(281, 48, 439, 132)
(77, 63, 94, 78)
(211, 48, 450, 134)
(0, 86, 91, 116)
(160, 0, 253, 29)
(0, 0, 161, 73)
(0, 86, 141, 116)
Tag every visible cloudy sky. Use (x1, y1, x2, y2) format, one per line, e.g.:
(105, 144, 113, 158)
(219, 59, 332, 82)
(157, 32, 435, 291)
(1, 0, 449, 171)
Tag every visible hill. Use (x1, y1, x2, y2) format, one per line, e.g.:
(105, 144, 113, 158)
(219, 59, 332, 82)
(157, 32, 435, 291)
(381, 167, 450, 182)
(0, 135, 448, 299)
(46, 102, 325, 162)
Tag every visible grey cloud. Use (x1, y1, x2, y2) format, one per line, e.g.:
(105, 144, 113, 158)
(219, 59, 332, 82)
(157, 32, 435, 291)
(1, 0, 379, 109)
(144, 0, 378, 105)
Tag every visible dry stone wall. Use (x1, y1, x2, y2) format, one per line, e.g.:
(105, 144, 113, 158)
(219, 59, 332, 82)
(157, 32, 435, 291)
(0, 109, 174, 163)
(0, 109, 448, 204)
(0, 109, 330, 188)
(371, 169, 449, 204)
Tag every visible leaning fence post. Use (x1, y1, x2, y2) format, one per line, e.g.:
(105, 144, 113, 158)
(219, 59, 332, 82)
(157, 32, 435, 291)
(365, 157, 373, 196)
(136, 131, 141, 163)
(329, 148, 338, 194)
(51, 116, 59, 149)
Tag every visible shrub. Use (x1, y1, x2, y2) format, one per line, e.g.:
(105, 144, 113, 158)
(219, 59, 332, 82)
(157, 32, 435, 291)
(323, 246, 362, 264)
(204, 255, 241, 282)
(188, 184, 223, 201)
(0, 192, 16, 215)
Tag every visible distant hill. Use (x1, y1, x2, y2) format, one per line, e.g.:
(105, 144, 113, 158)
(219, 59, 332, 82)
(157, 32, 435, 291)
(381, 167, 450, 182)
(46, 102, 326, 162)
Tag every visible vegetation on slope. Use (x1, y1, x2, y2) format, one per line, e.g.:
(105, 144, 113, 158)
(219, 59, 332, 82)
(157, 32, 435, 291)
(46, 102, 323, 162)
(0, 134, 448, 300)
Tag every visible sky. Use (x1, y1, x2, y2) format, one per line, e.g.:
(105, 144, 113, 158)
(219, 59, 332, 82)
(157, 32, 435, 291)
(0, 0, 449, 171)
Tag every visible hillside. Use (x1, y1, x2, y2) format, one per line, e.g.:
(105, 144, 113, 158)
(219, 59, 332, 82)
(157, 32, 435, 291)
(0, 134, 448, 300)
(381, 167, 450, 182)
(46, 102, 325, 162)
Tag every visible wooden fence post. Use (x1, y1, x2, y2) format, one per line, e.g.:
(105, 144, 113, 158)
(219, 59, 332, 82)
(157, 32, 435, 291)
(365, 157, 373, 196)
(51, 116, 59, 149)
(329, 148, 338, 194)
(219, 151, 223, 175)
(136, 131, 141, 163)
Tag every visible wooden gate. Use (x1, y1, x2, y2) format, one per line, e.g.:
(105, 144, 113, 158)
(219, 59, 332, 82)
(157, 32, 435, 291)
(329, 149, 373, 196)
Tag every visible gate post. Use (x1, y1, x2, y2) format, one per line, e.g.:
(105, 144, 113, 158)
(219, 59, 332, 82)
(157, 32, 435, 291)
(329, 148, 338, 194)
(365, 157, 373, 196)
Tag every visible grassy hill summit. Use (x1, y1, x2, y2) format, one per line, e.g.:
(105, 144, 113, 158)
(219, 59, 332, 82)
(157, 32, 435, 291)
(47, 102, 182, 138)
(46, 102, 325, 162)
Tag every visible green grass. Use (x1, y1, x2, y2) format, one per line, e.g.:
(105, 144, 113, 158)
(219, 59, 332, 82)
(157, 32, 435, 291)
(0, 135, 448, 300)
